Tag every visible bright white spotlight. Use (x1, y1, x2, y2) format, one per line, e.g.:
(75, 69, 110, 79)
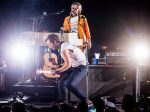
(133, 45, 148, 59)
(11, 43, 30, 62)
(131, 42, 149, 64)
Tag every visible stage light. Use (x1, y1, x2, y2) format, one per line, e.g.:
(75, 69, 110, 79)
(130, 42, 149, 102)
(132, 44, 148, 60)
(130, 42, 149, 64)
(10, 43, 30, 63)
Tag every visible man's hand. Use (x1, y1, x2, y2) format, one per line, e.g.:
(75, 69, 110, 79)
(87, 39, 92, 49)
(50, 65, 59, 70)
(83, 39, 92, 49)
(51, 69, 61, 75)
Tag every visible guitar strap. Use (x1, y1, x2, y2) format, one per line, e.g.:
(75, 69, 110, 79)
(57, 41, 64, 66)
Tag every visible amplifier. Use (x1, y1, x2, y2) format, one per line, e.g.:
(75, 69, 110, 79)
(106, 52, 130, 64)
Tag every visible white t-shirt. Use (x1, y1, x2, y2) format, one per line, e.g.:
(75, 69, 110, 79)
(70, 16, 78, 33)
(60, 42, 86, 67)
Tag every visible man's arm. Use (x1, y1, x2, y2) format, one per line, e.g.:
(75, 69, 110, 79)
(63, 16, 70, 33)
(84, 18, 92, 49)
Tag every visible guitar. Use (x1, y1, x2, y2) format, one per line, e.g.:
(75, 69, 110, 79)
(41, 49, 60, 78)
(43, 52, 58, 67)
(36, 68, 60, 78)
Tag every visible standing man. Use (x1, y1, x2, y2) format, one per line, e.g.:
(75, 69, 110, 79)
(45, 34, 87, 102)
(63, 2, 92, 52)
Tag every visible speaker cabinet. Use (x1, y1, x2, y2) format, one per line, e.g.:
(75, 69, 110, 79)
(69, 67, 133, 101)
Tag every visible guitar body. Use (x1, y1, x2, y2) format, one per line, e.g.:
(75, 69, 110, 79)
(44, 53, 58, 66)
(43, 65, 60, 78)
(42, 52, 60, 78)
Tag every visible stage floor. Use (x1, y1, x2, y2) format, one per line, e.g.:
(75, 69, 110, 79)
(0, 94, 124, 112)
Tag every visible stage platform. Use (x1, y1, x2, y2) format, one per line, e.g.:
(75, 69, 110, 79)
(10, 84, 59, 97)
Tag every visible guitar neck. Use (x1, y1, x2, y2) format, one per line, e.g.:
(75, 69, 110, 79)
(39, 70, 54, 74)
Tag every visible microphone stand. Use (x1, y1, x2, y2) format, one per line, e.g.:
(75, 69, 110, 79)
(33, 11, 63, 68)
(31, 10, 64, 80)
(36, 14, 46, 69)
(85, 41, 90, 103)
(29, 13, 46, 82)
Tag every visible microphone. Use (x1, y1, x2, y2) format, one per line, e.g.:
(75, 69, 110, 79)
(43, 11, 47, 16)
(26, 12, 47, 20)
(42, 9, 65, 16)
(56, 9, 65, 15)
(27, 9, 64, 20)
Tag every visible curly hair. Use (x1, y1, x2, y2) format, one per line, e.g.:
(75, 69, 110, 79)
(45, 34, 60, 43)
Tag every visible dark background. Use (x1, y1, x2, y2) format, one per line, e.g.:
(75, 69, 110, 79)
(0, 0, 150, 49)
